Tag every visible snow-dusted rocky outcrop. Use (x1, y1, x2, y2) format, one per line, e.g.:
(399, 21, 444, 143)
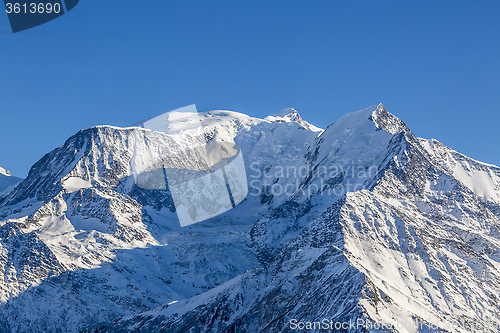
(0, 166, 22, 198)
(1, 104, 499, 333)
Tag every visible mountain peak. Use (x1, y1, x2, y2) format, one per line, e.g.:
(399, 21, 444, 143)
(0, 166, 12, 177)
(0, 166, 22, 197)
(265, 107, 322, 132)
(269, 107, 302, 121)
(369, 103, 411, 135)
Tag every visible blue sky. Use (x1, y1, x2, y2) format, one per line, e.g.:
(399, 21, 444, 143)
(1, 1, 499, 177)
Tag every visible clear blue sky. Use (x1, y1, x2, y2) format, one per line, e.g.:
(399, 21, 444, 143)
(1, 1, 499, 177)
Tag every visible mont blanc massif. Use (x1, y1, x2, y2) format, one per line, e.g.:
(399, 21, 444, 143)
(0, 104, 499, 333)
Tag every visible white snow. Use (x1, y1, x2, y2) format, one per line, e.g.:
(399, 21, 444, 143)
(0, 166, 22, 196)
(0, 166, 11, 176)
(453, 164, 498, 200)
(419, 138, 500, 201)
(61, 177, 92, 193)
(132, 105, 202, 134)
(265, 107, 323, 133)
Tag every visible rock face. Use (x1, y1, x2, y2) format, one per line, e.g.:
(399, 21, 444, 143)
(1, 104, 499, 333)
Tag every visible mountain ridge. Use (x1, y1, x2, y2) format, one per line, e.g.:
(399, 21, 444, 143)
(0, 104, 499, 332)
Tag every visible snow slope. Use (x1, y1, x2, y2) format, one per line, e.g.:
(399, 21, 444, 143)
(419, 138, 500, 202)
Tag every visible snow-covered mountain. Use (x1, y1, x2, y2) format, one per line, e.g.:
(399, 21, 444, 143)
(0, 167, 10, 176)
(265, 107, 323, 133)
(0, 166, 22, 198)
(0, 104, 499, 333)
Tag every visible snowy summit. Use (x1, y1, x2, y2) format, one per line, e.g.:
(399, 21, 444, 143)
(0, 165, 22, 196)
(265, 107, 323, 132)
(0, 166, 12, 177)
